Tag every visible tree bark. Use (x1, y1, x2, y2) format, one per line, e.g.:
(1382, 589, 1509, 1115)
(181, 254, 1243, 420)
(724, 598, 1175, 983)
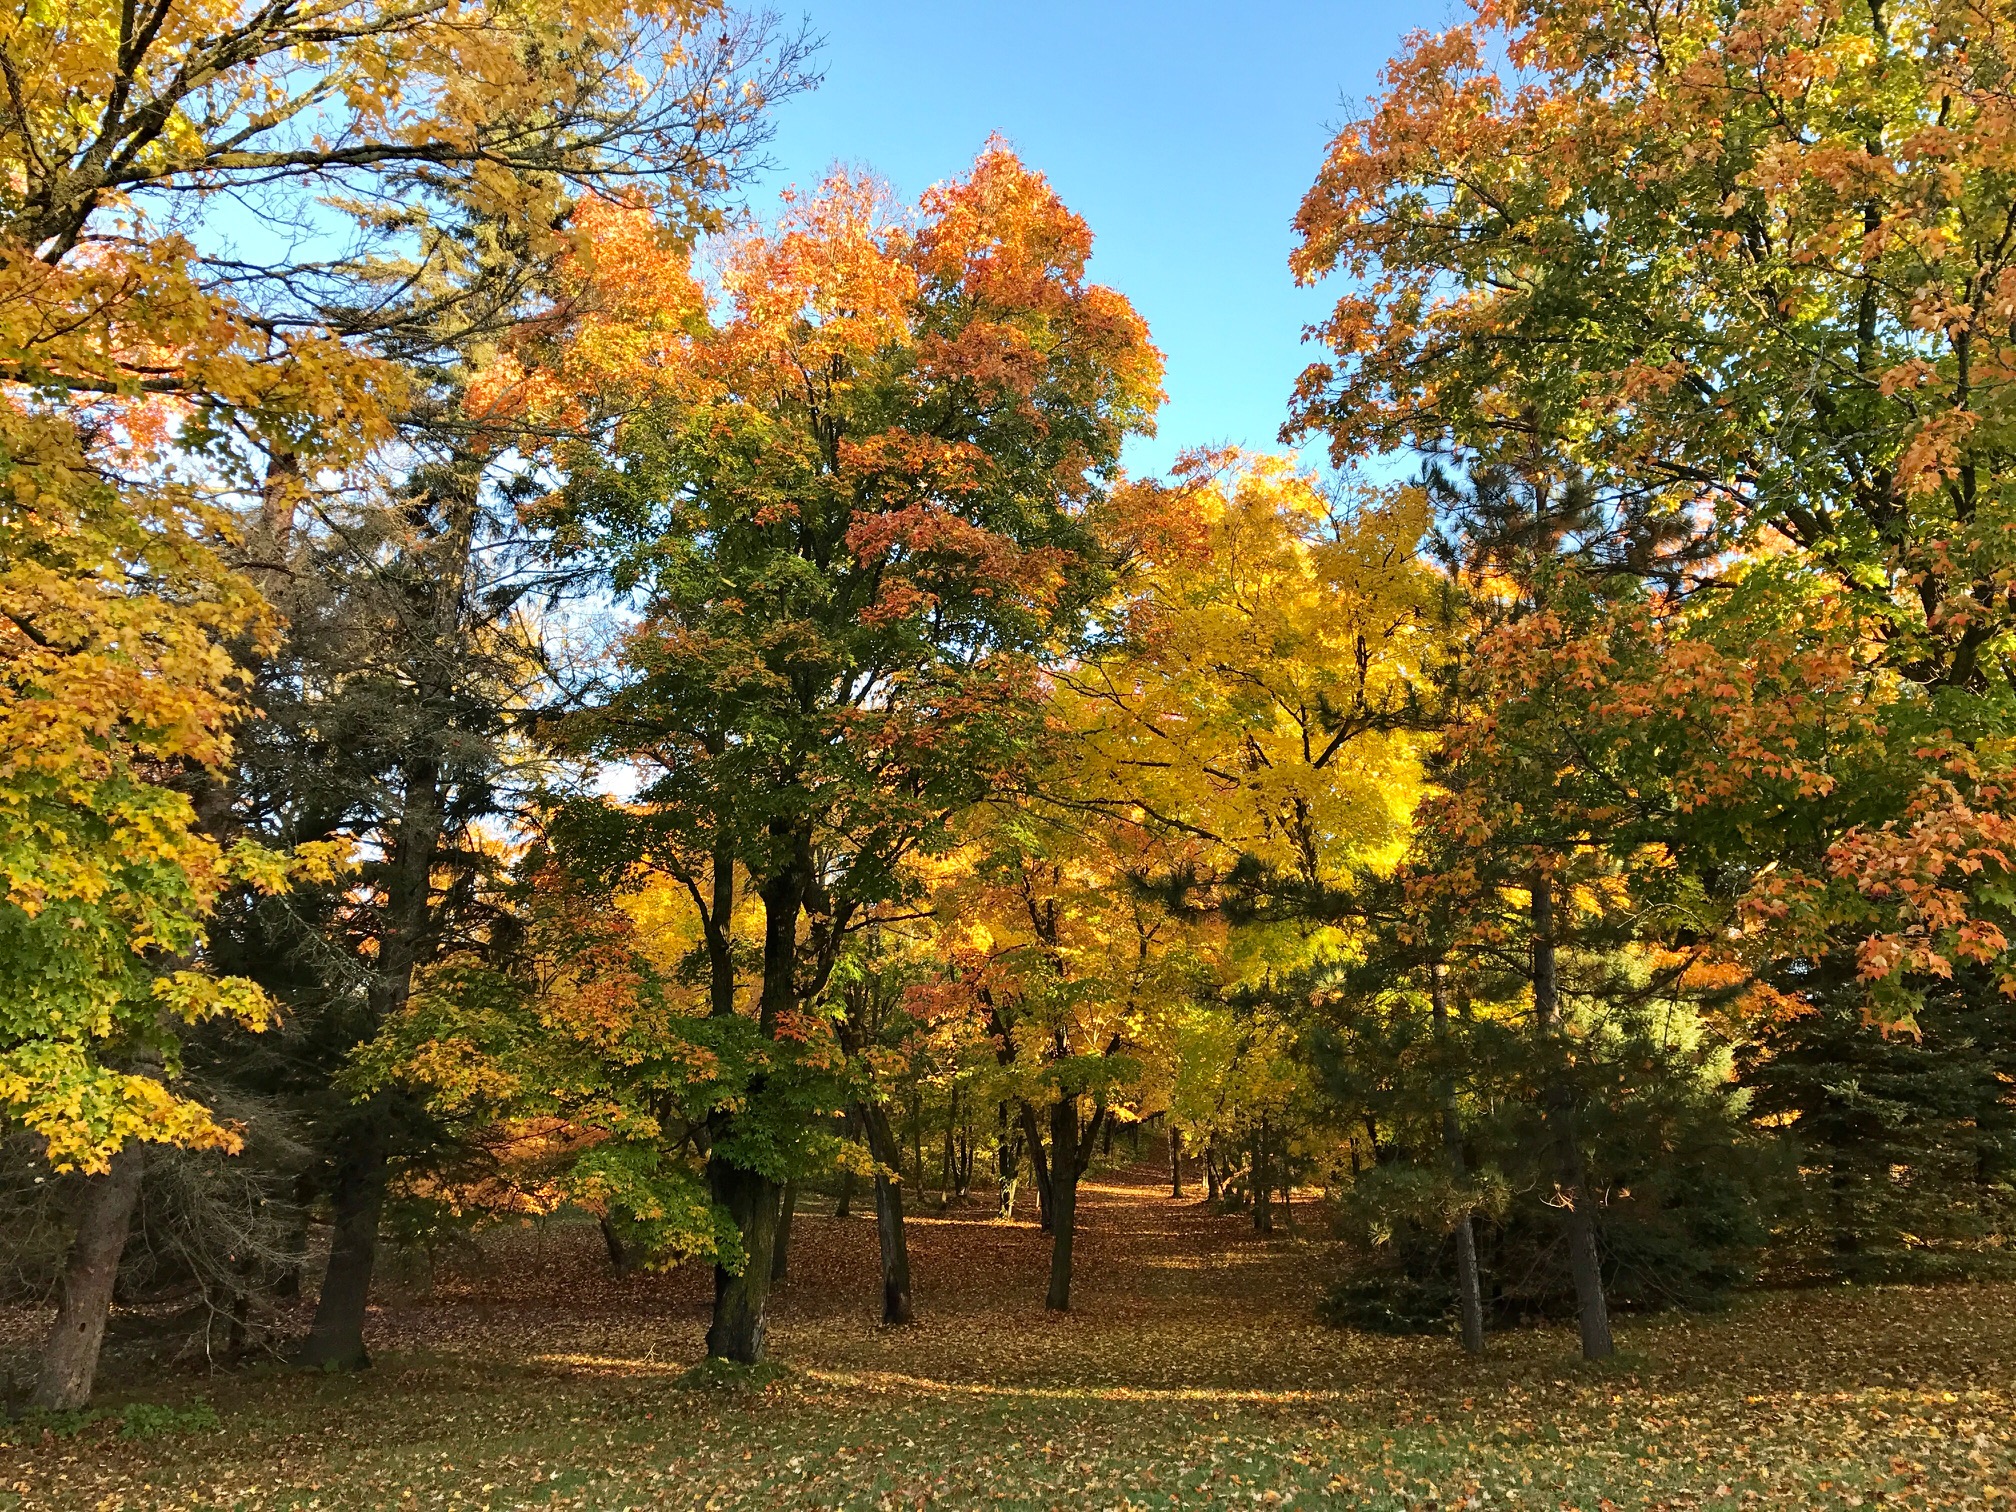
(1019, 1101, 1055, 1230)
(1252, 1120, 1274, 1233)
(1532, 872, 1614, 1361)
(33, 1142, 146, 1410)
(996, 1100, 1022, 1219)
(833, 1165, 856, 1219)
(1169, 1123, 1183, 1198)
(599, 1216, 631, 1275)
(705, 1157, 780, 1363)
(1044, 1097, 1105, 1312)
(860, 1103, 914, 1325)
(1045, 1098, 1080, 1311)
(938, 1083, 958, 1207)
(299, 1118, 388, 1370)
(770, 1183, 797, 1283)
(871, 1173, 915, 1325)
(1432, 961, 1486, 1356)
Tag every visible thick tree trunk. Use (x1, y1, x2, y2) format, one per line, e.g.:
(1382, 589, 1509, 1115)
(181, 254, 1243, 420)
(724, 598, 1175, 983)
(1532, 873, 1614, 1361)
(1043, 1097, 1103, 1312)
(860, 1103, 915, 1325)
(1169, 1123, 1183, 1198)
(770, 1183, 797, 1283)
(599, 1216, 631, 1275)
(705, 1156, 780, 1363)
(33, 1143, 146, 1410)
(1431, 962, 1486, 1356)
(1045, 1169, 1078, 1311)
(872, 1174, 915, 1325)
(299, 1120, 388, 1370)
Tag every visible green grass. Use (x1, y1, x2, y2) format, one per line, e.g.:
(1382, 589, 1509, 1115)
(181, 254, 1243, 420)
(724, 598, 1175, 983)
(2, 1170, 2011, 1508)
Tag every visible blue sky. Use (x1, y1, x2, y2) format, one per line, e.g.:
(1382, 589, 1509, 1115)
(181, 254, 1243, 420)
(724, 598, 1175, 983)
(744, 1, 1460, 478)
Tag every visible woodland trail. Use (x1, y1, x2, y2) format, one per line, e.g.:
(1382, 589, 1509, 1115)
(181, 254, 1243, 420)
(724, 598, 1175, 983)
(2, 1161, 2015, 1508)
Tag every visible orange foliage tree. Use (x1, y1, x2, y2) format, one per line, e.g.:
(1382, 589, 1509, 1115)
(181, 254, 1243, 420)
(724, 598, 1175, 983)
(1289, 0, 2016, 1027)
(484, 143, 1162, 1361)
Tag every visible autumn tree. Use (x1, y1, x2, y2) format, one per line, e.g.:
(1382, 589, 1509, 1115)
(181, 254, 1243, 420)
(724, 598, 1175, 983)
(1289, 0, 2016, 1027)
(497, 147, 1162, 1360)
(0, 0, 804, 1405)
(931, 794, 1201, 1311)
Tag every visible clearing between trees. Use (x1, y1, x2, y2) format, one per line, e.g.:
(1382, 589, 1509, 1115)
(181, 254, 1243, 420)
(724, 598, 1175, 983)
(1, 1164, 2011, 1510)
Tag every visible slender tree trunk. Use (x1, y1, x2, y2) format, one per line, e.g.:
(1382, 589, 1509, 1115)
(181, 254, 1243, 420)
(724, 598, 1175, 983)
(938, 1084, 958, 1207)
(833, 1166, 856, 1219)
(705, 1157, 780, 1363)
(33, 1143, 146, 1410)
(1169, 1123, 1183, 1198)
(299, 1118, 388, 1370)
(275, 1181, 311, 1300)
(1019, 1101, 1054, 1230)
(996, 1101, 1022, 1219)
(1204, 1143, 1221, 1203)
(771, 1183, 797, 1283)
(860, 1104, 915, 1325)
(1252, 1120, 1274, 1233)
(1532, 872, 1614, 1361)
(1432, 961, 1486, 1356)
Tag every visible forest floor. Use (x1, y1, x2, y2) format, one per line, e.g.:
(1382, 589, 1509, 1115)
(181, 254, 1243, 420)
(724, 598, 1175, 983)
(0, 1161, 2012, 1510)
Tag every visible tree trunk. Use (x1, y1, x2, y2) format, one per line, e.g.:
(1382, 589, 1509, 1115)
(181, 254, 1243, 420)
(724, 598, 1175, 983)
(299, 1119, 388, 1370)
(1044, 1097, 1104, 1312)
(770, 1183, 797, 1283)
(872, 1173, 915, 1325)
(1204, 1143, 1221, 1203)
(1532, 872, 1614, 1362)
(599, 1216, 631, 1275)
(705, 1156, 780, 1363)
(860, 1103, 914, 1325)
(996, 1101, 1022, 1219)
(33, 1142, 146, 1410)
(1018, 1101, 1054, 1231)
(1045, 1098, 1080, 1312)
(833, 1165, 856, 1220)
(1169, 1123, 1183, 1199)
(938, 1084, 958, 1207)
(1252, 1120, 1274, 1233)
(1431, 961, 1486, 1356)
